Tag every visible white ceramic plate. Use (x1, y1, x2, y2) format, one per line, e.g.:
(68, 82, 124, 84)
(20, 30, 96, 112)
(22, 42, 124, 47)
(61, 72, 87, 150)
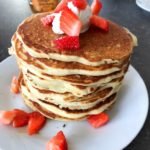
(0, 56, 149, 150)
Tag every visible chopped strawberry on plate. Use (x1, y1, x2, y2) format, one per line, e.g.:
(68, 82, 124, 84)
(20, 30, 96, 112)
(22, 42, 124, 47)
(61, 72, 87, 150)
(0, 109, 29, 127)
(27, 111, 46, 135)
(12, 109, 29, 128)
(0, 110, 16, 125)
(72, 0, 87, 9)
(46, 131, 68, 150)
(87, 112, 109, 128)
(53, 36, 80, 50)
(60, 7, 82, 36)
(90, 15, 109, 31)
(91, 0, 102, 15)
(11, 76, 20, 94)
(54, 0, 69, 13)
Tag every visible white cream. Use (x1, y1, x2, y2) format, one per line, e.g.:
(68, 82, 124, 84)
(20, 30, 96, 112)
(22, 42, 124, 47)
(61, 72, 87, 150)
(51, 1, 92, 35)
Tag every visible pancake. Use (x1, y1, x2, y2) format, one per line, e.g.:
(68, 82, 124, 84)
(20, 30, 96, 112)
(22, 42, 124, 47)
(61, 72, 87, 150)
(23, 70, 124, 97)
(13, 38, 126, 99)
(23, 93, 116, 121)
(11, 33, 130, 84)
(21, 78, 121, 110)
(9, 12, 136, 121)
(13, 37, 130, 76)
(16, 13, 135, 63)
(26, 69, 125, 86)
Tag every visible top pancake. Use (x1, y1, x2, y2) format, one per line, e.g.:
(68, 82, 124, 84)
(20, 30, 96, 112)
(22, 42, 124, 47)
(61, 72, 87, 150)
(16, 13, 134, 62)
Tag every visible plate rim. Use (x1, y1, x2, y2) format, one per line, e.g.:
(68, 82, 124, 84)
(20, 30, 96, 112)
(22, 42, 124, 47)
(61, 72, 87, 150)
(122, 65, 149, 149)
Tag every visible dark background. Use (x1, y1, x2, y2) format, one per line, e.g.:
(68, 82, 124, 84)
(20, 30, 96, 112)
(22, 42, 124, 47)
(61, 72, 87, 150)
(0, 0, 150, 149)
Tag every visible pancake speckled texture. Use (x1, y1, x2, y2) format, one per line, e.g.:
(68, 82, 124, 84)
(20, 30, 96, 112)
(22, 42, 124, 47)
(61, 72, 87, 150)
(9, 13, 137, 120)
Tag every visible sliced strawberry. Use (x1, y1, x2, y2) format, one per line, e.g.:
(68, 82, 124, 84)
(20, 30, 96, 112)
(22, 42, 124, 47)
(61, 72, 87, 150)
(53, 36, 80, 50)
(60, 7, 82, 36)
(27, 111, 46, 135)
(11, 76, 20, 94)
(87, 112, 109, 128)
(54, 0, 69, 13)
(41, 15, 55, 26)
(90, 15, 109, 31)
(12, 109, 29, 128)
(0, 110, 16, 125)
(46, 131, 68, 150)
(91, 0, 102, 15)
(72, 0, 87, 9)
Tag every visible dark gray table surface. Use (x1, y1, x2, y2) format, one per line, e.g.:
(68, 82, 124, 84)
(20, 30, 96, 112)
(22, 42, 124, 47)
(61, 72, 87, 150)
(0, 0, 150, 149)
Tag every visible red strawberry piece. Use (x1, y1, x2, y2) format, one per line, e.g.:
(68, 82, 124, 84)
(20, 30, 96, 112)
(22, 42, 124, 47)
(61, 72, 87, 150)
(27, 111, 46, 135)
(41, 15, 55, 26)
(0, 110, 16, 125)
(87, 112, 109, 128)
(11, 76, 20, 94)
(90, 15, 109, 31)
(72, 0, 87, 9)
(53, 36, 80, 50)
(12, 109, 29, 128)
(54, 0, 70, 13)
(60, 7, 82, 36)
(91, 0, 102, 15)
(46, 131, 68, 150)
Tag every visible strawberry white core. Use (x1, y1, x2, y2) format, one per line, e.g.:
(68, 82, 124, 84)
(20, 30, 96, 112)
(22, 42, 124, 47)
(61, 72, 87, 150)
(52, 1, 92, 35)
(52, 13, 64, 34)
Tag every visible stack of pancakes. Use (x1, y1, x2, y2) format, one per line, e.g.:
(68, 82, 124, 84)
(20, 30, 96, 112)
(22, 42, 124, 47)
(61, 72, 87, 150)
(9, 13, 137, 121)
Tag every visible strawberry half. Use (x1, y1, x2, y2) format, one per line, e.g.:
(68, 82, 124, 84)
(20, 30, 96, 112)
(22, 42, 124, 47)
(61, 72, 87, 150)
(60, 7, 82, 36)
(53, 36, 80, 50)
(54, 0, 69, 13)
(87, 112, 109, 128)
(72, 0, 87, 9)
(27, 111, 46, 135)
(91, 0, 102, 15)
(90, 15, 109, 31)
(41, 15, 55, 26)
(0, 110, 16, 125)
(12, 109, 29, 128)
(46, 131, 68, 150)
(11, 76, 20, 94)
